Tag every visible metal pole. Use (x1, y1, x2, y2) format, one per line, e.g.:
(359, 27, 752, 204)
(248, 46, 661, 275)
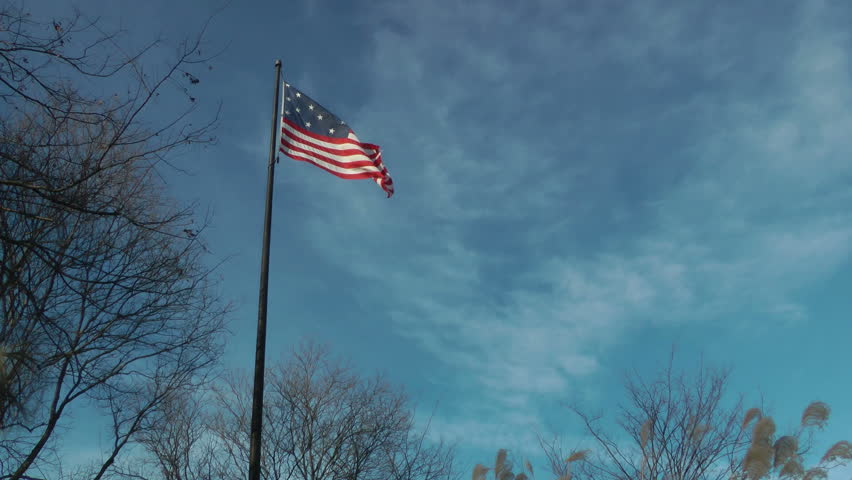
(248, 59, 282, 480)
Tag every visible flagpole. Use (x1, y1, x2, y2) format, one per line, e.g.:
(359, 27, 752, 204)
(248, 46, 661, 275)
(248, 58, 282, 480)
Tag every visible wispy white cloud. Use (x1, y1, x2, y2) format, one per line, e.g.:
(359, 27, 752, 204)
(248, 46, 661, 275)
(292, 0, 852, 455)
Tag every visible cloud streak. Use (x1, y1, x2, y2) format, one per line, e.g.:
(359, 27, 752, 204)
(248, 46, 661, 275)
(272, 0, 852, 460)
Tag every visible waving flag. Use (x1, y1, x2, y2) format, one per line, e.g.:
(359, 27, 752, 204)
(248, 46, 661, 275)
(279, 83, 393, 197)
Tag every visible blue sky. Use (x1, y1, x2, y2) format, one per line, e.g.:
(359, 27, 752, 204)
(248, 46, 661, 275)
(31, 0, 852, 477)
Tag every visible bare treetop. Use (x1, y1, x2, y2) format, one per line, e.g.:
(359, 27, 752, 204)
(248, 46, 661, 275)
(1, 4, 228, 480)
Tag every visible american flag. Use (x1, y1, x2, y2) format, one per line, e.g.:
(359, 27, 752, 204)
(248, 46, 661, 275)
(279, 83, 393, 197)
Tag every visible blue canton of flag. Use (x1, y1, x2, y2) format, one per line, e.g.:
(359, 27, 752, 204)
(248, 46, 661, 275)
(279, 82, 393, 197)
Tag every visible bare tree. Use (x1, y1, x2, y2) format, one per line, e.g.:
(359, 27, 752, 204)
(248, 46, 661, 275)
(210, 341, 457, 480)
(130, 389, 219, 480)
(382, 407, 458, 480)
(552, 350, 749, 480)
(533, 352, 851, 480)
(209, 368, 291, 480)
(0, 3, 227, 480)
(534, 433, 589, 480)
(475, 350, 850, 480)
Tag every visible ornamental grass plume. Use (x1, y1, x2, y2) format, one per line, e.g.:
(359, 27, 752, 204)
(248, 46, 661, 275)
(778, 458, 804, 478)
(773, 435, 798, 468)
(752, 417, 776, 445)
(640, 419, 653, 450)
(0, 344, 35, 425)
(743, 443, 774, 480)
(743, 417, 776, 480)
(691, 423, 710, 444)
(495, 449, 509, 479)
(802, 467, 828, 480)
(820, 441, 852, 464)
(472, 464, 490, 480)
(524, 459, 534, 477)
(801, 402, 830, 429)
(566, 450, 590, 463)
(742, 407, 762, 429)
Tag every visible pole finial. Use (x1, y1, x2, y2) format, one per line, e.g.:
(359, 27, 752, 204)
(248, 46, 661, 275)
(274, 59, 282, 67)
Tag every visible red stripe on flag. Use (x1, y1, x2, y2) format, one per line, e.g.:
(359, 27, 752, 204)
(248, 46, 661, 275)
(281, 138, 379, 170)
(283, 118, 378, 150)
(280, 127, 378, 161)
(279, 119, 393, 197)
(285, 152, 388, 180)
